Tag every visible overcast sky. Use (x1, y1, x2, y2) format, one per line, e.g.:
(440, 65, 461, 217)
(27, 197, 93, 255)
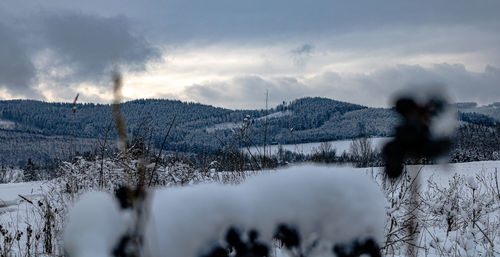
(1, 0, 499, 109)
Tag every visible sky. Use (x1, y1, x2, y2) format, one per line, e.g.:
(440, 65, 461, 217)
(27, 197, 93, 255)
(1, 0, 499, 109)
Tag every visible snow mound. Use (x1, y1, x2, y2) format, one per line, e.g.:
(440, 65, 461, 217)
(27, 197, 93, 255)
(64, 192, 129, 257)
(65, 165, 385, 257)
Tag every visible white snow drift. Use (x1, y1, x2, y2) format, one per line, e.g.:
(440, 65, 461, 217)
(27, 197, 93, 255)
(64, 165, 386, 257)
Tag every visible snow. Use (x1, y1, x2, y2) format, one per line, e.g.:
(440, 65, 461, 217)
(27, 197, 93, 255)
(206, 111, 292, 133)
(0, 119, 15, 130)
(64, 192, 129, 257)
(248, 137, 390, 156)
(402, 161, 500, 187)
(0, 182, 45, 215)
(2, 160, 500, 256)
(205, 122, 240, 132)
(0, 167, 24, 183)
(254, 110, 292, 121)
(0, 181, 50, 255)
(360, 161, 500, 257)
(238, 165, 385, 246)
(64, 165, 386, 257)
(429, 105, 457, 139)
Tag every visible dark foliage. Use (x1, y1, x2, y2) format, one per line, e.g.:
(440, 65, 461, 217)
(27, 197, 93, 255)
(458, 112, 497, 127)
(202, 224, 381, 257)
(202, 227, 269, 257)
(383, 97, 452, 179)
(113, 235, 141, 257)
(225, 227, 269, 257)
(333, 238, 381, 257)
(23, 158, 37, 182)
(202, 247, 229, 257)
(274, 224, 300, 250)
(451, 123, 500, 162)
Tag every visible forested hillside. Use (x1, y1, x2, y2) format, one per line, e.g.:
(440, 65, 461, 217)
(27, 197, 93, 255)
(456, 102, 500, 121)
(0, 98, 498, 166)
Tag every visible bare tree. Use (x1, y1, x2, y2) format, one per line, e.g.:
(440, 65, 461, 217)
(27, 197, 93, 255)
(311, 141, 336, 163)
(350, 137, 374, 167)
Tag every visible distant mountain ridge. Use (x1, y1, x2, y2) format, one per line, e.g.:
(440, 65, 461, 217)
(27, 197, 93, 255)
(0, 97, 497, 166)
(455, 102, 500, 121)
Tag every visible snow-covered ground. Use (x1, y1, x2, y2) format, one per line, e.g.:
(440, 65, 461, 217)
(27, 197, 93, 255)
(205, 111, 292, 133)
(247, 137, 391, 156)
(0, 181, 53, 255)
(1, 161, 499, 256)
(65, 166, 385, 257)
(0, 119, 15, 130)
(0, 181, 48, 219)
(360, 161, 500, 257)
(254, 110, 292, 121)
(360, 160, 500, 187)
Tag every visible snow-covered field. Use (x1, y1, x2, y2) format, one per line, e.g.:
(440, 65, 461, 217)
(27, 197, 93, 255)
(0, 181, 56, 255)
(0, 119, 16, 130)
(1, 161, 499, 256)
(247, 137, 390, 156)
(368, 161, 500, 187)
(206, 111, 292, 133)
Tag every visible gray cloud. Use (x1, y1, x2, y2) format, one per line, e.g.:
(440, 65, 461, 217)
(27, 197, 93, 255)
(184, 63, 500, 109)
(0, 22, 38, 97)
(144, 0, 500, 45)
(291, 44, 314, 66)
(306, 64, 500, 107)
(1, 0, 500, 106)
(185, 76, 310, 109)
(4, 0, 500, 45)
(40, 12, 160, 82)
(0, 10, 160, 99)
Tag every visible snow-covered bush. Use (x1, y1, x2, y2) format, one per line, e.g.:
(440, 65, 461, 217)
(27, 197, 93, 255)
(64, 165, 386, 257)
(55, 154, 250, 200)
(372, 166, 500, 256)
(419, 171, 500, 256)
(0, 166, 23, 183)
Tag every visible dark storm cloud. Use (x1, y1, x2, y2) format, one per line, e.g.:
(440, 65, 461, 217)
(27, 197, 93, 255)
(145, 0, 500, 45)
(0, 9, 160, 99)
(125, 0, 498, 45)
(6, 0, 498, 44)
(40, 12, 161, 82)
(184, 63, 500, 108)
(0, 22, 38, 97)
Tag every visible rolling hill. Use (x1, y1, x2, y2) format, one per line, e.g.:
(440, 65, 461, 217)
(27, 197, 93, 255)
(0, 97, 497, 166)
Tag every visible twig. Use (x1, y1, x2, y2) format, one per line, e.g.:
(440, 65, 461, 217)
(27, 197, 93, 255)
(112, 69, 127, 155)
(476, 223, 494, 248)
(17, 194, 33, 205)
(495, 168, 500, 201)
(263, 90, 268, 168)
(148, 115, 176, 186)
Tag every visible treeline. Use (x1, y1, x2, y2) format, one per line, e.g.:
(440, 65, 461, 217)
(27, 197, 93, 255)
(0, 98, 498, 167)
(0, 97, 378, 165)
(451, 123, 500, 162)
(6, 122, 500, 184)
